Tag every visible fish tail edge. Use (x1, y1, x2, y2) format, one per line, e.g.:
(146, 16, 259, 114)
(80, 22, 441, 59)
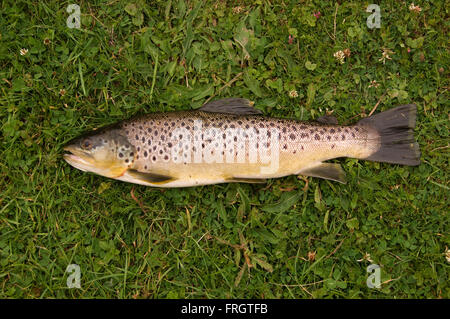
(359, 104, 420, 166)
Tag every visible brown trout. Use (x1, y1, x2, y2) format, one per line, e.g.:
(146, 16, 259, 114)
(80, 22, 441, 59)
(63, 98, 420, 187)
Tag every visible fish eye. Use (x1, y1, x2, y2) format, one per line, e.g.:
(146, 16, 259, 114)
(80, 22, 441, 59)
(81, 139, 93, 150)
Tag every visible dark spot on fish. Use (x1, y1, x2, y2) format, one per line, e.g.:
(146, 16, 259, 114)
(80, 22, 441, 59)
(230, 124, 235, 129)
(164, 155, 169, 160)
(159, 150, 163, 154)
(153, 146, 157, 151)
(168, 142, 172, 148)
(119, 153, 123, 158)
(355, 127, 359, 132)
(300, 125, 307, 130)
(300, 133, 308, 138)
(234, 136, 237, 142)
(289, 133, 296, 140)
(314, 134, 320, 140)
(125, 159, 129, 163)
(142, 137, 145, 143)
(283, 144, 287, 150)
(144, 165, 147, 169)
(245, 124, 249, 129)
(352, 132, 356, 138)
(342, 134, 345, 140)
(301, 145, 304, 150)
(135, 134, 139, 140)
(237, 120, 242, 125)
(331, 144, 335, 149)
(330, 128, 336, 133)
(292, 126, 297, 131)
(152, 156, 156, 161)
(327, 136, 331, 140)
(130, 152, 134, 157)
(181, 122, 185, 126)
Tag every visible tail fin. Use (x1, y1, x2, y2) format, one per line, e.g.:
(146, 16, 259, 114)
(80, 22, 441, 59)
(358, 104, 420, 166)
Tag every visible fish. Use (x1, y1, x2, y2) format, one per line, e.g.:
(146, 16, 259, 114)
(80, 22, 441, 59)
(63, 98, 420, 187)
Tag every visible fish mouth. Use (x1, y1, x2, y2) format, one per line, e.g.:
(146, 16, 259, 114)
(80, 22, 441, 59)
(63, 145, 93, 172)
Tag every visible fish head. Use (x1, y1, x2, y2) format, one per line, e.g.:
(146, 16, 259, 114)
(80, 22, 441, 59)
(63, 128, 135, 178)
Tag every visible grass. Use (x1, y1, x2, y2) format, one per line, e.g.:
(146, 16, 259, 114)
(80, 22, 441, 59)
(0, 0, 448, 299)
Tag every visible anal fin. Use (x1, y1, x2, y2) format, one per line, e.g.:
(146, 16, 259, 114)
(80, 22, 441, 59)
(298, 163, 346, 184)
(127, 169, 175, 185)
(226, 177, 267, 184)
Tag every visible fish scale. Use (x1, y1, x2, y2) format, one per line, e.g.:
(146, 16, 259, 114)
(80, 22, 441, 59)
(63, 98, 420, 187)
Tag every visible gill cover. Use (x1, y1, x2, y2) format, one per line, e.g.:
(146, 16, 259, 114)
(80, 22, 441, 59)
(64, 128, 136, 178)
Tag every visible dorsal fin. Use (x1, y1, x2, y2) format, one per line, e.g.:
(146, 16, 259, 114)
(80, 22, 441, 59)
(199, 98, 262, 115)
(316, 115, 338, 125)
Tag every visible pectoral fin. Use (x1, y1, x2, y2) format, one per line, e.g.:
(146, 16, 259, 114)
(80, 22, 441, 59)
(298, 163, 346, 184)
(127, 169, 175, 185)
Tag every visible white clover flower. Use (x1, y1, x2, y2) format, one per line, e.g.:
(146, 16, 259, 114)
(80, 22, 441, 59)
(368, 80, 380, 88)
(445, 247, 450, 263)
(20, 48, 28, 56)
(333, 50, 346, 64)
(409, 3, 422, 13)
(357, 252, 374, 263)
(232, 6, 243, 14)
(289, 90, 298, 98)
(379, 48, 394, 64)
